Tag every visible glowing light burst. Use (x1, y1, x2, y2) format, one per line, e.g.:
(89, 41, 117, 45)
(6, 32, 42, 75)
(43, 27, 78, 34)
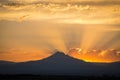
(65, 26, 120, 63)
(44, 27, 67, 53)
(0, 0, 120, 63)
(80, 26, 119, 52)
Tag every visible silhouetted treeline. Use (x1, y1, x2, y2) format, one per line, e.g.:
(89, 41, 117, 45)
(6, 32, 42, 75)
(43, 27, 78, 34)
(0, 74, 120, 80)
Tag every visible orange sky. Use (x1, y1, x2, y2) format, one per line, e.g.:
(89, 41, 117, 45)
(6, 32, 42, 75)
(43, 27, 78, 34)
(0, 48, 52, 62)
(68, 48, 120, 63)
(0, 0, 120, 63)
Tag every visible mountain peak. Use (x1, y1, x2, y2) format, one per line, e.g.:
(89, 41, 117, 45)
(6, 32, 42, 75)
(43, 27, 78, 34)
(44, 51, 69, 60)
(52, 51, 66, 56)
(0, 52, 120, 75)
(42, 51, 85, 63)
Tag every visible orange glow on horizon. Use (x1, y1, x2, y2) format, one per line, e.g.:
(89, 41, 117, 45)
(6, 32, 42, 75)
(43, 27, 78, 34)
(0, 48, 120, 63)
(0, 48, 52, 62)
(0, 0, 120, 63)
(68, 48, 120, 63)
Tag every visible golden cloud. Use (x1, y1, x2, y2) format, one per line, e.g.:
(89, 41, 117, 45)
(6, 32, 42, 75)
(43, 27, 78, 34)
(0, 0, 119, 24)
(68, 48, 120, 63)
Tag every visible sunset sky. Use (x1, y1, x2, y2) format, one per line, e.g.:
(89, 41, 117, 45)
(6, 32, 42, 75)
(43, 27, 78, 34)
(0, 0, 120, 63)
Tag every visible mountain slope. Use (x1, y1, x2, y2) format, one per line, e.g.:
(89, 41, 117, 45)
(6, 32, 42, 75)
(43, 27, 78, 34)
(0, 52, 120, 76)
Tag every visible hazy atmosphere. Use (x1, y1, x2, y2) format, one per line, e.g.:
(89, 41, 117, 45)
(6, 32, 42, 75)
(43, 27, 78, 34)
(0, 0, 120, 63)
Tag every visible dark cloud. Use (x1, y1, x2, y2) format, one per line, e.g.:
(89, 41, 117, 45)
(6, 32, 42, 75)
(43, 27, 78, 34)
(19, 15, 29, 21)
(1, 0, 120, 8)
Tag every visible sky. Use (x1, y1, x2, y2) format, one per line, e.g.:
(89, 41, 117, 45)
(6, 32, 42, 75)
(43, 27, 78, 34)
(0, 0, 120, 63)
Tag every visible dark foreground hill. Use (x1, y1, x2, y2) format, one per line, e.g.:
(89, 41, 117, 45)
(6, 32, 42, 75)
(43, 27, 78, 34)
(0, 52, 120, 76)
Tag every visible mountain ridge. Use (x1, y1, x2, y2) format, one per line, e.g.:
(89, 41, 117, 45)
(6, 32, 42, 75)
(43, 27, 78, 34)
(0, 51, 120, 64)
(0, 51, 120, 76)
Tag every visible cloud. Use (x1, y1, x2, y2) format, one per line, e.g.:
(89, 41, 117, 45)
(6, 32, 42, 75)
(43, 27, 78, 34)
(0, 0, 120, 24)
(9, 0, 39, 3)
(68, 48, 120, 63)
(19, 15, 29, 21)
(0, 0, 120, 63)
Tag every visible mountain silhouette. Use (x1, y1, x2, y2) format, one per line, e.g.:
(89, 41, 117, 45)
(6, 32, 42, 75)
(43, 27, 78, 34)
(0, 52, 120, 76)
